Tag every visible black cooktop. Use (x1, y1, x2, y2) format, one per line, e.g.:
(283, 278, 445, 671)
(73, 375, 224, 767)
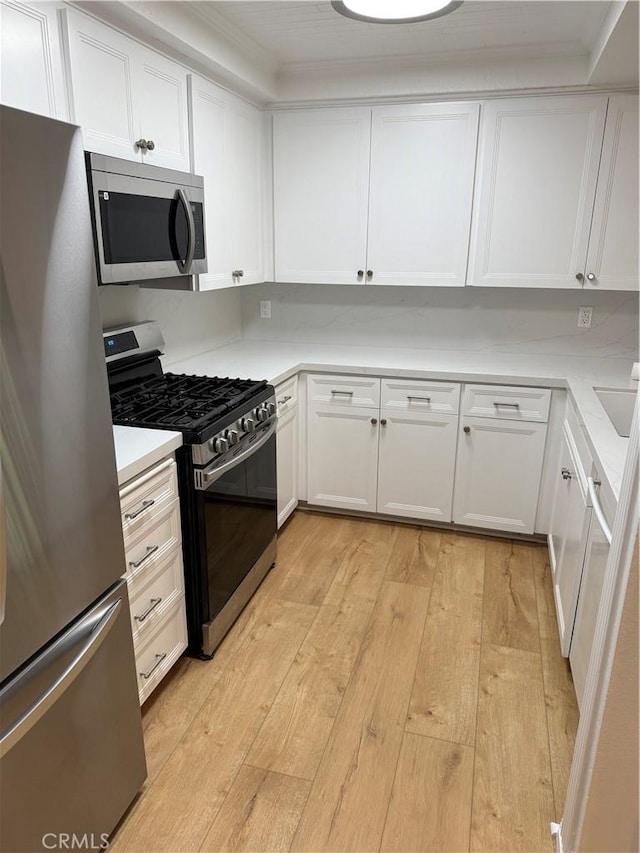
(109, 372, 268, 441)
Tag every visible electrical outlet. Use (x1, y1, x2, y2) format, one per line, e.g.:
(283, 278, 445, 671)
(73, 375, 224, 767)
(260, 300, 271, 320)
(578, 306, 593, 328)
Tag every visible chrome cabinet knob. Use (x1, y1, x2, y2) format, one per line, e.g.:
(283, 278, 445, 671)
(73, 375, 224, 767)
(232, 270, 244, 278)
(226, 429, 239, 445)
(213, 436, 229, 454)
(146, 139, 155, 151)
(380, 418, 387, 426)
(242, 417, 255, 432)
(366, 270, 373, 278)
(357, 270, 364, 278)
(586, 272, 596, 281)
(371, 417, 378, 425)
(463, 425, 471, 434)
(135, 138, 148, 150)
(561, 467, 572, 480)
(575, 272, 584, 282)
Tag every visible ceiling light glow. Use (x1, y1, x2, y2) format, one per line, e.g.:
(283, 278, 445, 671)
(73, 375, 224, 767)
(331, 0, 463, 24)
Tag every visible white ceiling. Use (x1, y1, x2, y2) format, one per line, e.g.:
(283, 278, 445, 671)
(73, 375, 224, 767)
(193, 1, 610, 66)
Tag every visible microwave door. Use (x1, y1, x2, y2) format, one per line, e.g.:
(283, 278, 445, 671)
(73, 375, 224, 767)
(90, 172, 205, 284)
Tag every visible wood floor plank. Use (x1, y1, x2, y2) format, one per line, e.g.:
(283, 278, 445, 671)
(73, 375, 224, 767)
(406, 534, 484, 746)
(471, 643, 555, 853)
(247, 600, 372, 780)
(291, 581, 429, 853)
(483, 539, 539, 653)
(533, 546, 579, 821)
(380, 732, 474, 853)
(385, 525, 441, 588)
(140, 657, 224, 784)
(199, 766, 311, 853)
(110, 598, 317, 853)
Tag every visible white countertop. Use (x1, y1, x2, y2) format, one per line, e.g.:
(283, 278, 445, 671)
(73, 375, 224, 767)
(113, 425, 183, 486)
(165, 340, 637, 501)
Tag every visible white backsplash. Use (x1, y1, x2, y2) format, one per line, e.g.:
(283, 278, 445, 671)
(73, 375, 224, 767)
(241, 284, 639, 360)
(97, 285, 242, 365)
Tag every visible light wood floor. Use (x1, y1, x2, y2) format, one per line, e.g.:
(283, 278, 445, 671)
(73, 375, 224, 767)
(111, 512, 579, 853)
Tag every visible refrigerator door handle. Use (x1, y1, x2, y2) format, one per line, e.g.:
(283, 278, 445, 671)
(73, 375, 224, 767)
(0, 598, 122, 758)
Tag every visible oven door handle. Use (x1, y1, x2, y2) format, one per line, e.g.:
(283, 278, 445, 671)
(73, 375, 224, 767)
(195, 420, 276, 490)
(176, 188, 196, 274)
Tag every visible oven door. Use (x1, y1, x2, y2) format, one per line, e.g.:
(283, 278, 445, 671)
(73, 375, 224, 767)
(89, 170, 207, 284)
(195, 421, 277, 653)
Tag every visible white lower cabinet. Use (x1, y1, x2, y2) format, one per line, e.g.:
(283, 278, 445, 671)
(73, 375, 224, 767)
(307, 404, 379, 512)
(377, 409, 457, 522)
(119, 455, 187, 704)
(452, 416, 548, 535)
(275, 377, 299, 527)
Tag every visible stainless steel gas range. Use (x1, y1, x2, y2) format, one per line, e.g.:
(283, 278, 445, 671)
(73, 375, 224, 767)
(104, 322, 277, 658)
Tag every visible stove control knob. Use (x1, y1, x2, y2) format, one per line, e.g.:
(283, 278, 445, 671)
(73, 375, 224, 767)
(213, 436, 229, 454)
(256, 406, 269, 423)
(226, 429, 239, 446)
(242, 417, 255, 433)
(266, 402, 277, 417)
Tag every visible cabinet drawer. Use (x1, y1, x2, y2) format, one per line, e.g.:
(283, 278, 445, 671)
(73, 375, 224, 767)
(381, 378, 460, 414)
(135, 597, 187, 705)
(462, 384, 551, 422)
(124, 499, 181, 583)
(129, 548, 185, 647)
(275, 375, 298, 415)
(308, 374, 380, 409)
(120, 458, 178, 545)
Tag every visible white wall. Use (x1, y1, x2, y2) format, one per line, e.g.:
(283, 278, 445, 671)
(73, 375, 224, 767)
(241, 284, 639, 360)
(98, 285, 242, 365)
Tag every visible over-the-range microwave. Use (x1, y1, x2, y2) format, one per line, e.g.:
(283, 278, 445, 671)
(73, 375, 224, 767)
(85, 152, 207, 286)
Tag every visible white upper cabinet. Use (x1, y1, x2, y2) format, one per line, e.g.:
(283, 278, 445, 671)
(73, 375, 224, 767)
(273, 107, 372, 284)
(190, 75, 264, 290)
(0, 1, 67, 120)
(62, 9, 189, 170)
(468, 95, 608, 289)
(367, 102, 480, 287)
(584, 94, 639, 291)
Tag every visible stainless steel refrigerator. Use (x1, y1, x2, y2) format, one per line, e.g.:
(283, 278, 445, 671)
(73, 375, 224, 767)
(0, 106, 146, 852)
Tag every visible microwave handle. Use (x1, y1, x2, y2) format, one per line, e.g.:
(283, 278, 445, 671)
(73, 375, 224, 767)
(176, 188, 196, 274)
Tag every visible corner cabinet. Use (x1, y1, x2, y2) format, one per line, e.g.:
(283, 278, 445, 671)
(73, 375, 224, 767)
(0, 0, 68, 120)
(62, 8, 190, 170)
(190, 75, 265, 290)
(468, 94, 613, 289)
(273, 103, 480, 287)
(452, 385, 550, 535)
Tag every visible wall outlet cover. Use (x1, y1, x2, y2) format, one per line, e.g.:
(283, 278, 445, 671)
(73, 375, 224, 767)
(578, 306, 593, 328)
(260, 300, 271, 319)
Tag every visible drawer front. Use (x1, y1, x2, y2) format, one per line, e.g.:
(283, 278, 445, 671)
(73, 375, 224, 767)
(275, 375, 298, 416)
(120, 458, 178, 545)
(381, 378, 460, 414)
(129, 548, 185, 647)
(135, 597, 187, 704)
(308, 374, 381, 409)
(124, 499, 181, 583)
(462, 384, 551, 422)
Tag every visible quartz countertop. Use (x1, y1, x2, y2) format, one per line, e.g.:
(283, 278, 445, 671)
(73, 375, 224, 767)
(164, 340, 637, 502)
(113, 425, 183, 486)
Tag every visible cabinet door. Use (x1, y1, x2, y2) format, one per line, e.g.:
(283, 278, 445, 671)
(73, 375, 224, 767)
(584, 94, 639, 291)
(135, 47, 189, 171)
(276, 405, 298, 528)
(1, 1, 67, 120)
(468, 95, 607, 288)
(453, 416, 547, 534)
(307, 404, 378, 511)
(569, 512, 610, 708)
(273, 108, 371, 284)
(549, 425, 591, 655)
(377, 410, 457, 522)
(190, 75, 232, 290)
(367, 102, 479, 287)
(228, 100, 264, 285)
(63, 9, 140, 161)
